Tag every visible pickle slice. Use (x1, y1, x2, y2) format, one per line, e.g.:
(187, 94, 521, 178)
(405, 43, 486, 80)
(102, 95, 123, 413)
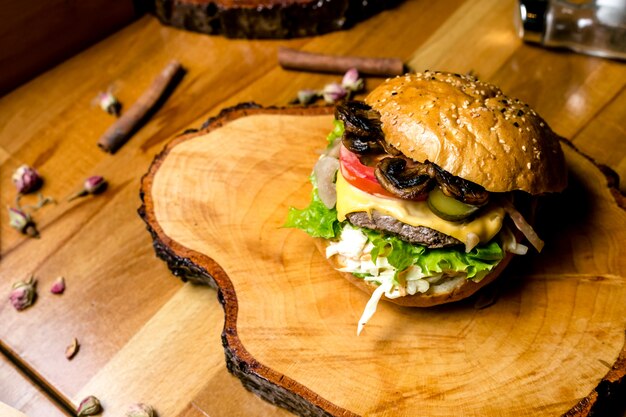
(427, 187, 480, 221)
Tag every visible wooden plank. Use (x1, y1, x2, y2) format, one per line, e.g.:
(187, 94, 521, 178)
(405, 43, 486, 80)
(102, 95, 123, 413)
(0, 356, 68, 417)
(569, 86, 626, 194)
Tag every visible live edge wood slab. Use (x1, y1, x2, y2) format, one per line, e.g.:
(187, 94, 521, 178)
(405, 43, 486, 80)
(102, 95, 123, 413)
(139, 104, 626, 417)
(152, 0, 402, 38)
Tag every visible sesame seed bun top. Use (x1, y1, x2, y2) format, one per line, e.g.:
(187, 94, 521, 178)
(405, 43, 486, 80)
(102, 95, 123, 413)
(365, 71, 568, 194)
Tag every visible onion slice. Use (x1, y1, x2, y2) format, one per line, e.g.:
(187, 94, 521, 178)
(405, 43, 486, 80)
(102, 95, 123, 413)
(314, 155, 340, 209)
(357, 280, 393, 336)
(465, 233, 480, 253)
(501, 200, 544, 252)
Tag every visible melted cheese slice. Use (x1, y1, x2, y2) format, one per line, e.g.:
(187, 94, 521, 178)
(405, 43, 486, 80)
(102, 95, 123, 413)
(335, 172, 504, 245)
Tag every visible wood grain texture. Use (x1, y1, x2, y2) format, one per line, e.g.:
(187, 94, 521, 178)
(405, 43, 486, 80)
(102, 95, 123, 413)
(2, 0, 626, 416)
(0, 357, 67, 417)
(140, 105, 626, 416)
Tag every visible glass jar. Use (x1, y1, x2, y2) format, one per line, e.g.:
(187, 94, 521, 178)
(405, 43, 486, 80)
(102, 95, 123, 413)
(516, 0, 626, 60)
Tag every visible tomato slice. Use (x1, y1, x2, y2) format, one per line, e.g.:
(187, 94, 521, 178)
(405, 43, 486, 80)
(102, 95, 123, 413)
(339, 145, 395, 197)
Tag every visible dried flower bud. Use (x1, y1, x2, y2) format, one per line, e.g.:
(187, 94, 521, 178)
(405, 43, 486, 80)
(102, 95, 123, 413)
(322, 82, 347, 104)
(297, 89, 319, 105)
(12, 165, 43, 194)
(77, 395, 102, 416)
(126, 403, 156, 417)
(341, 68, 364, 92)
(97, 91, 121, 116)
(68, 176, 108, 201)
(9, 276, 37, 311)
(50, 277, 65, 294)
(65, 337, 79, 360)
(8, 207, 39, 238)
(84, 176, 107, 194)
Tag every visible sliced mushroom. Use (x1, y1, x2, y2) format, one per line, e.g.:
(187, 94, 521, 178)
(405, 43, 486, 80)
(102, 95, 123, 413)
(335, 101, 383, 139)
(432, 165, 489, 205)
(342, 131, 385, 154)
(336, 101, 385, 154)
(375, 156, 435, 200)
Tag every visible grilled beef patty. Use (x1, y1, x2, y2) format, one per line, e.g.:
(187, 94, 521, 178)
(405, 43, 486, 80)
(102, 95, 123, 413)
(346, 210, 462, 248)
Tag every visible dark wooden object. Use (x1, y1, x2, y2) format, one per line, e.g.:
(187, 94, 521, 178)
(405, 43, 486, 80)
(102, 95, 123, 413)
(151, 0, 402, 38)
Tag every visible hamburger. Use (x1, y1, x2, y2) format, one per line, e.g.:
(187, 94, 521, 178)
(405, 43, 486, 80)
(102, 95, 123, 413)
(286, 71, 567, 335)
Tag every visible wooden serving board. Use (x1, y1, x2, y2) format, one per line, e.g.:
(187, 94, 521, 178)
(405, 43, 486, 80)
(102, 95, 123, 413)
(151, 0, 402, 39)
(139, 104, 626, 417)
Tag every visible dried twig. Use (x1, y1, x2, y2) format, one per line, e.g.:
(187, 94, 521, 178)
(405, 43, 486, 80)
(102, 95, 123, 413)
(278, 47, 404, 77)
(97, 60, 184, 153)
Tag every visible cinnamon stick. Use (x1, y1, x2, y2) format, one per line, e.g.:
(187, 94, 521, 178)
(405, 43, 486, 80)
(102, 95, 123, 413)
(278, 47, 404, 77)
(97, 60, 184, 154)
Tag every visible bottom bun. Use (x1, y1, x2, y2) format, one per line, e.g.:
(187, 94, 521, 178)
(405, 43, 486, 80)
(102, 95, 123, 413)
(315, 238, 515, 307)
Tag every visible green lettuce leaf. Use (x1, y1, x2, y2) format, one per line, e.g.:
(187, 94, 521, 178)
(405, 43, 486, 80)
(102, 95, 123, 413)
(362, 228, 503, 280)
(326, 119, 344, 147)
(284, 176, 342, 239)
(414, 241, 503, 279)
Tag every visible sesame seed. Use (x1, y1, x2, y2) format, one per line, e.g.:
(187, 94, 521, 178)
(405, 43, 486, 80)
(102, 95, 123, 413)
(527, 162, 531, 169)
(522, 145, 527, 151)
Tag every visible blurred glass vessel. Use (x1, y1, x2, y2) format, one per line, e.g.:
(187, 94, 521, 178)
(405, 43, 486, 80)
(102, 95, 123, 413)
(516, 0, 626, 60)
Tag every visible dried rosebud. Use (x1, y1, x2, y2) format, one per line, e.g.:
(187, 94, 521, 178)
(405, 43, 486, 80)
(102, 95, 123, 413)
(322, 82, 347, 104)
(50, 277, 65, 294)
(296, 89, 319, 105)
(65, 337, 79, 360)
(77, 395, 102, 416)
(12, 165, 43, 194)
(68, 176, 108, 201)
(341, 68, 364, 92)
(9, 276, 37, 311)
(8, 207, 39, 238)
(126, 403, 156, 417)
(97, 91, 121, 116)
(84, 176, 107, 194)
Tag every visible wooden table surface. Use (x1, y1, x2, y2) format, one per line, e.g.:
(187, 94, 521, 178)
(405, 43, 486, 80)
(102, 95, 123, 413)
(1, 1, 625, 416)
